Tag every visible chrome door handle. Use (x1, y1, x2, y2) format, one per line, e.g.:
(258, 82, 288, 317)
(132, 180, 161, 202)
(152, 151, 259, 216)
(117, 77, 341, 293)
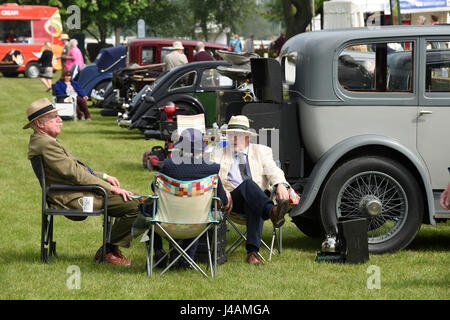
(419, 109, 433, 116)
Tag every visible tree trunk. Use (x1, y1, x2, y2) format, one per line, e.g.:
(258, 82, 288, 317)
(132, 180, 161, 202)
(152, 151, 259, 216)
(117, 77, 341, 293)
(283, 0, 313, 39)
(201, 20, 209, 42)
(97, 23, 108, 46)
(115, 27, 121, 46)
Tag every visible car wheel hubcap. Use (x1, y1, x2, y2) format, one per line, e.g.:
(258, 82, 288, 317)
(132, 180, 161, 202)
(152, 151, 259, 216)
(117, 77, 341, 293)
(360, 195, 383, 217)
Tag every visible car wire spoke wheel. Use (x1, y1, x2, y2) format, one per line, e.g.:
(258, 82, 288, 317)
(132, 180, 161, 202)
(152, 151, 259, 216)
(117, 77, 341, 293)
(336, 171, 408, 244)
(320, 156, 423, 253)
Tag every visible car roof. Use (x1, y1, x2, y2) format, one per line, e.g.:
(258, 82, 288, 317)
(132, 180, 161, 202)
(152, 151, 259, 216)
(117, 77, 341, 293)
(95, 45, 127, 71)
(285, 25, 450, 47)
(151, 60, 232, 90)
(128, 38, 230, 50)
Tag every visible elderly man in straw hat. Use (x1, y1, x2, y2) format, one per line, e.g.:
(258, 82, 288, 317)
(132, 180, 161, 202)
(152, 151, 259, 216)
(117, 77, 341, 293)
(57, 33, 70, 70)
(163, 40, 188, 72)
(25, 98, 139, 266)
(209, 115, 290, 265)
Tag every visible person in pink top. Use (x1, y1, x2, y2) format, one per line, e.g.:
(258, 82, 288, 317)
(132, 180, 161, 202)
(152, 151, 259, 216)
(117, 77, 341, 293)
(65, 39, 85, 71)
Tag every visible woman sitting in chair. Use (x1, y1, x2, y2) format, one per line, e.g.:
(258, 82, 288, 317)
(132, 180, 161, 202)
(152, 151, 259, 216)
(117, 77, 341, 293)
(54, 69, 91, 121)
(142, 128, 231, 269)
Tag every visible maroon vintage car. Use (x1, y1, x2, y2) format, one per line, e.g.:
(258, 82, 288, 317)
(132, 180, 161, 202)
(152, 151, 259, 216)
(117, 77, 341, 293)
(126, 38, 229, 66)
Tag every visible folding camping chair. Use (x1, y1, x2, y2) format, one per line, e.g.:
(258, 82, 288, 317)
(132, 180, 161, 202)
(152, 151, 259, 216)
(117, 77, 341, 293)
(30, 155, 112, 263)
(138, 172, 223, 277)
(225, 210, 282, 262)
(52, 85, 77, 121)
(176, 114, 206, 136)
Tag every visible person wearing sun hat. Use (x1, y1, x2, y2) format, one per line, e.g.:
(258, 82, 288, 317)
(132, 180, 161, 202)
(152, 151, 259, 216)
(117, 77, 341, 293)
(58, 33, 70, 70)
(136, 127, 230, 269)
(25, 98, 139, 266)
(163, 40, 188, 72)
(210, 115, 290, 265)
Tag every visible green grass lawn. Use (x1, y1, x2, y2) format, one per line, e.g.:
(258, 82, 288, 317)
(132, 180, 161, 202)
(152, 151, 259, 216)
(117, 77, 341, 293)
(0, 72, 449, 301)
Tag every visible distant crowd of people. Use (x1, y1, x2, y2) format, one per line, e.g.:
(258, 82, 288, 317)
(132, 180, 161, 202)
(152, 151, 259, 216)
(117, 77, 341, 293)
(36, 33, 88, 120)
(417, 14, 440, 25)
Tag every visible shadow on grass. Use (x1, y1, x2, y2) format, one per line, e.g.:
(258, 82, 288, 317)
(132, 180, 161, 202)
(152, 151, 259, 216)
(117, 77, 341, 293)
(2, 248, 146, 275)
(406, 233, 450, 252)
(282, 234, 322, 253)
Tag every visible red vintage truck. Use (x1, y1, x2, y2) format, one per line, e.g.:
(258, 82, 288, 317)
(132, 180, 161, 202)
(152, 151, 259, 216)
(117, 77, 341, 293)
(0, 3, 64, 78)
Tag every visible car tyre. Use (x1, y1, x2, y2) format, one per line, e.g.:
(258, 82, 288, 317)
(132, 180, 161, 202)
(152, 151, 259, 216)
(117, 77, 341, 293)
(100, 108, 119, 116)
(24, 62, 40, 78)
(292, 200, 324, 238)
(320, 156, 423, 254)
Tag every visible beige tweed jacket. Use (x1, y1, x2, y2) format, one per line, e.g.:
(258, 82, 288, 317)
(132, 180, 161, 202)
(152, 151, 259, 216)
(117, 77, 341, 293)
(209, 143, 288, 192)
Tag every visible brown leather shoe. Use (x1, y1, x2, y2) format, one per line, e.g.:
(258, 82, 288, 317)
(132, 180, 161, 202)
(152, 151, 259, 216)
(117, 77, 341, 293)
(270, 199, 290, 228)
(111, 247, 130, 262)
(105, 252, 132, 266)
(246, 252, 264, 265)
(94, 246, 130, 264)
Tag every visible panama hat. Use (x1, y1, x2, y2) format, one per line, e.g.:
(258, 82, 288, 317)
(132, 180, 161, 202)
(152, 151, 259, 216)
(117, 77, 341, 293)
(224, 115, 258, 136)
(61, 34, 69, 40)
(171, 41, 184, 50)
(23, 98, 62, 129)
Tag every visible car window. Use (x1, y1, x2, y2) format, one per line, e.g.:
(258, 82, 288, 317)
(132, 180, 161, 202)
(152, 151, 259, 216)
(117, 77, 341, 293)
(142, 47, 155, 65)
(282, 52, 297, 85)
(161, 46, 189, 62)
(200, 68, 233, 88)
(205, 47, 221, 60)
(426, 41, 450, 92)
(338, 42, 413, 93)
(169, 71, 197, 91)
(161, 47, 172, 62)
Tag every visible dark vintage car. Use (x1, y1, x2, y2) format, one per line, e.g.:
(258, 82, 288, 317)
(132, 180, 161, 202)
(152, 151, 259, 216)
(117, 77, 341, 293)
(97, 39, 231, 116)
(77, 45, 127, 97)
(118, 60, 241, 138)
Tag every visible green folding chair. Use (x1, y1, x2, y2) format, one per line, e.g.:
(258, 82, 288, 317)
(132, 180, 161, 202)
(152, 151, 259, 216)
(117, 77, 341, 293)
(225, 211, 282, 262)
(132, 172, 223, 277)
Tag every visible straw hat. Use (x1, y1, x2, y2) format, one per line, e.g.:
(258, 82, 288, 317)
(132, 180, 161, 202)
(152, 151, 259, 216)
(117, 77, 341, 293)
(23, 98, 62, 129)
(61, 34, 69, 40)
(224, 115, 257, 136)
(171, 41, 184, 50)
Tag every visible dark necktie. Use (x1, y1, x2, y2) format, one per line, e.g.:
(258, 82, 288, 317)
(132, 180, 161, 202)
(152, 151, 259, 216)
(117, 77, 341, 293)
(78, 159, 96, 176)
(237, 152, 250, 181)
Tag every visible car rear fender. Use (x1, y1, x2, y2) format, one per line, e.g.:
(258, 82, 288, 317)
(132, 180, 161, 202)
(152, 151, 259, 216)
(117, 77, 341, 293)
(131, 94, 206, 129)
(290, 134, 435, 226)
(156, 93, 206, 117)
(82, 73, 113, 96)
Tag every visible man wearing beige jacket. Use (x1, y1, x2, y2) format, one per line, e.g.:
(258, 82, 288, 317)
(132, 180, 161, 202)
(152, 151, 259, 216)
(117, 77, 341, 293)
(210, 115, 290, 265)
(25, 98, 137, 266)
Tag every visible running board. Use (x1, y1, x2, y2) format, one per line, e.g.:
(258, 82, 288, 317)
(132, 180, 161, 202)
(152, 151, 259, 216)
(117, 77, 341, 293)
(433, 191, 450, 220)
(434, 212, 450, 219)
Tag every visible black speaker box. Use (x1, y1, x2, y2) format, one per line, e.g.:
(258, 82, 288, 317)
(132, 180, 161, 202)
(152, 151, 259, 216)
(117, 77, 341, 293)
(337, 217, 369, 264)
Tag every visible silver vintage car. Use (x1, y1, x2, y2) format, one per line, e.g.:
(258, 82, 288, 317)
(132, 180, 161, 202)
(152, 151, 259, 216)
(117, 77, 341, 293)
(275, 25, 450, 253)
(214, 25, 450, 254)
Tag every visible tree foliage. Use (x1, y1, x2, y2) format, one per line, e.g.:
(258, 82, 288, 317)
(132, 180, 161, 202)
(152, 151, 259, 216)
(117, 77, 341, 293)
(263, 0, 328, 38)
(9, 0, 262, 42)
(187, 0, 255, 41)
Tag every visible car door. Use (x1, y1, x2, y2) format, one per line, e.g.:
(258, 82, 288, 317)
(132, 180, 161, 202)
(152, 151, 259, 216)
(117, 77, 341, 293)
(417, 37, 450, 189)
(193, 68, 234, 126)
